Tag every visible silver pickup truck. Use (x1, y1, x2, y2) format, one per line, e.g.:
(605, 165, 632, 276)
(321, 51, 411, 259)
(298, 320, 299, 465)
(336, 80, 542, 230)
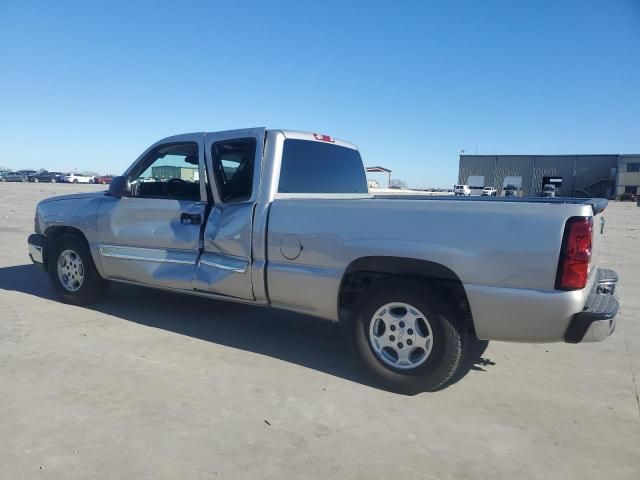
(27, 128, 619, 393)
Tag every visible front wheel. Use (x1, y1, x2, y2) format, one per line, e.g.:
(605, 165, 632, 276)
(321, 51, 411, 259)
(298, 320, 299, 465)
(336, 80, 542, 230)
(350, 278, 465, 394)
(48, 234, 106, 305)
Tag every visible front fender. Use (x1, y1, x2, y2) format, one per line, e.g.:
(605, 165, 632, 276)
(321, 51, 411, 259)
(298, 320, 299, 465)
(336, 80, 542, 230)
(37, 194, 105, 273)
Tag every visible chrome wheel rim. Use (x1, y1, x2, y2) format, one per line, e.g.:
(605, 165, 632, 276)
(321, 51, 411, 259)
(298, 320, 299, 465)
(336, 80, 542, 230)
(368, 302, 433, 370)
(57, 249, 84, 292)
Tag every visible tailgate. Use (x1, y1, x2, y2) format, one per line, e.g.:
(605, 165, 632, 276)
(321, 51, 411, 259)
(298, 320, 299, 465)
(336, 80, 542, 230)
(590, 208, 606, 278)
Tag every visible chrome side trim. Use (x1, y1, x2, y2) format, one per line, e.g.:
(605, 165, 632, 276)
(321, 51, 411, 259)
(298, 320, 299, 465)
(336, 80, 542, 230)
(99, 245, 196, 265)
(199, 252, 248, 273)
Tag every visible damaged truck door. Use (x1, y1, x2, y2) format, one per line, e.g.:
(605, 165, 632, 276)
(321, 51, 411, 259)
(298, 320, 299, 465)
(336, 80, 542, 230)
(96, 134, 207, 290)
(191, 129, 265, 300)
(97, 129, 265, 301)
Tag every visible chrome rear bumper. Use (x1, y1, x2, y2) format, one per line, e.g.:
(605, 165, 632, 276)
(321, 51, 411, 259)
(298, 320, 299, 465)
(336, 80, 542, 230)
(565, 268, 619, 343)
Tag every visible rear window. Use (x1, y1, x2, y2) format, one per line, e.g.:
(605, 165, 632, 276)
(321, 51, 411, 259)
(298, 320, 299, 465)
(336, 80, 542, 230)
(278, 139, 368, 194)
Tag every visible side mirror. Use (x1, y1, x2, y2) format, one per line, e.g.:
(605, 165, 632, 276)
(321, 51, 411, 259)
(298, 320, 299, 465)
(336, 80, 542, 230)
(107, 176, 131, 198)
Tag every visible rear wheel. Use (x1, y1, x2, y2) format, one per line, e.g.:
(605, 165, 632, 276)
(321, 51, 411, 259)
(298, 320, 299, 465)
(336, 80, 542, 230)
(350, 278, 465, 394)
(48, 234, 106, 305)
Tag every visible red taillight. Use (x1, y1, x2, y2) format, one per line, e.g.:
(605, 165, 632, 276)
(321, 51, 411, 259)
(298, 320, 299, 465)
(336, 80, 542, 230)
(556, 217, 593, 290)
(313, 133, 335, 143)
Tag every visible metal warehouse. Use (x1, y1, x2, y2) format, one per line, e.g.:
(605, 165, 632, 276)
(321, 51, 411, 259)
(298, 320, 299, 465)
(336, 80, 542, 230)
(458, 154, 640, 199)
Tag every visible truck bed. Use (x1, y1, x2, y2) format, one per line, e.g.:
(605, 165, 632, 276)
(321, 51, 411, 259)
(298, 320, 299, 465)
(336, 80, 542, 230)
(371, 194, 608, 215)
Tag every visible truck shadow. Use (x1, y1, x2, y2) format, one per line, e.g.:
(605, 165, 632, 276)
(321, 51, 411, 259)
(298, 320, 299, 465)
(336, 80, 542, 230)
(0, 264, 493, 394)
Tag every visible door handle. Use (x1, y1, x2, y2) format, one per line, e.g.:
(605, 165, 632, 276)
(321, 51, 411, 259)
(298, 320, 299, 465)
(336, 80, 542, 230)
(180, 213, 202, 225)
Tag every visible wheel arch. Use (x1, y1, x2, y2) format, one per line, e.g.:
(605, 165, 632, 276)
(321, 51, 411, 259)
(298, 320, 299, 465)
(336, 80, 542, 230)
(43, 226, 91, 269)
(338, 256, 474, 332)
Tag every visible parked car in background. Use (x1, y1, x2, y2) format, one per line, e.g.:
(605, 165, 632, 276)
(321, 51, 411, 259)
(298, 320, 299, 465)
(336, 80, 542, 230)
(1, 169, 37, 182)
(95, 175, 114, 184)
(49, 172, 65, 183)
(454, 184, 471, 196)
(620, 192, 637, 202)
(541, 184, 556, 198)
(481, 186, 497, 196)
(27, 170, 65, 183)
(27, 128, 619, 394)
(54, 172, 69, 183)
(504, 184, 520, 197)
(63, 173, 93, 183)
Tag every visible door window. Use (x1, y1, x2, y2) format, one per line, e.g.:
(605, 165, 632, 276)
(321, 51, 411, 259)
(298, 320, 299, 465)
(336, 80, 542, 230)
(212, 138, 256, 203)
(129, 143, 201, 201)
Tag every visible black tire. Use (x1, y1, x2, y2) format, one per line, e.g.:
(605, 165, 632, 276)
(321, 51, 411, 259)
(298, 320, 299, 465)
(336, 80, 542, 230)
(73, 179, 78, 183)
(350, 278, 465, 394)
(47, 233, 106, 305)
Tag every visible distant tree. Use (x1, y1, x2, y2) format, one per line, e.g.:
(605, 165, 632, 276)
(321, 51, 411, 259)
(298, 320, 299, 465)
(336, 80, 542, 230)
(80, 170, 99, 177)
(389, 178, 407, 189)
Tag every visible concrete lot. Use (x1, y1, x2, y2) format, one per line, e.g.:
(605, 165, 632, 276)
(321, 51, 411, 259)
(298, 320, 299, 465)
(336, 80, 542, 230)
(0, 183, 638, 479)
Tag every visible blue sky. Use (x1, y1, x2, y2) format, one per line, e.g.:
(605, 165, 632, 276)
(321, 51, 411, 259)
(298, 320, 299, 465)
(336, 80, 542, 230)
(1, 0, 639, 187)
